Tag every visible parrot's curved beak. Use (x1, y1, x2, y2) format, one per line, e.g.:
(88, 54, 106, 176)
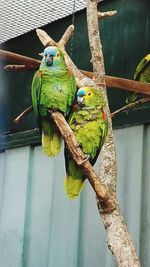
(77, 96, 84, 105)
(46, 54, 53, 66)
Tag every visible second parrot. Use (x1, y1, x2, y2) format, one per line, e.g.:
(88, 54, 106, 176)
(126, 54, 150, 103)
(64, 87, 108, 199)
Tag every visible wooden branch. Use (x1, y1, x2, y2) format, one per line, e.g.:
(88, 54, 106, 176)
(81, 70, 150, 96)
(111, 97, 150, 117)
(87, 1, 106, 83)
(0, 49, 40, 68)
(59, 25, 74, 46)
(4, 64, 39, 71)
(98, 10, 117, 19)
(87, 0, 141, 266)
(105, 75, 150, 95)
(87, 0, 116, 188)
(13, 105, 33, 124)
(36, 29, 56, 46)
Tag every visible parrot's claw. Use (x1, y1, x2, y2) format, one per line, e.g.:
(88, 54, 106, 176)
(75, 143, 81, 149)
(79, 154, 90, 165)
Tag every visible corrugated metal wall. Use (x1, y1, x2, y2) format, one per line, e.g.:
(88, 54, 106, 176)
(0, 125, 150, 267)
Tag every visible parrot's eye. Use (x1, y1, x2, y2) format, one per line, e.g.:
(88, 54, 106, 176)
(57, 53, 60, 57)
(88, 92, 92, 96)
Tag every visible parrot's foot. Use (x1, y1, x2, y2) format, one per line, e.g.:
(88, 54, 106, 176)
(79, 154, 90, 165)
(75, 143, 81, 149)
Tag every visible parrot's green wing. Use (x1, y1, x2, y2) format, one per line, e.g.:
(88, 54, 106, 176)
(65, 107, 108, 199)
(31, 70, 42, 115)
(126, 54, 150, 104)
(134, 54, 150, 81)
(31, 69, 63, 157)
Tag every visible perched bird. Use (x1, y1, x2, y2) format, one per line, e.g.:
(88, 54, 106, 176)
(126, 54, 150, 103)
(32, 46, 76, 156)
(64, 87, 108, 199)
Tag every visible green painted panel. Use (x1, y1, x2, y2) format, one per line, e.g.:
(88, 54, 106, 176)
(0, 125, 150, 267)
(0, 147, 30, 267)
(115, 126, 143, 253)
(47, 150, 81, 267)
(139, 125, 150, 267)
(23, 146, 55, 267)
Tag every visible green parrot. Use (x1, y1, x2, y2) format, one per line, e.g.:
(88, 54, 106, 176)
(126, 54, 150, 104)
(32, 46, 76, 156)
(64, 87, 108, 199)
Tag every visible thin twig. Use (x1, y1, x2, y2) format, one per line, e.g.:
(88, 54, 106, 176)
(13, 97, 150, 125)
(13, 105, 33, 124)
(4, 64, 39, 71)
(111, 97, 150, 117)
(98, 10, 117, 19)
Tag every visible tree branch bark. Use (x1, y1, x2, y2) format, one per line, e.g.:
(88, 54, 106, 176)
(87, 0, 141, 266)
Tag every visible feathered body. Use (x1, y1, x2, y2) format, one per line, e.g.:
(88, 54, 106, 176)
(32, 46, 76, 156)
(126, 54, 150, 103)
(65, 87, 108, 199)
(134, 54, 150, 82)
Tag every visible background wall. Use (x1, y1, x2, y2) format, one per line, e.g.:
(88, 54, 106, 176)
(0, 125, 150, 267)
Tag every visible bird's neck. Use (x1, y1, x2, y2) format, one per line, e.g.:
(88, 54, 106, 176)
(40, 61, 68, 72)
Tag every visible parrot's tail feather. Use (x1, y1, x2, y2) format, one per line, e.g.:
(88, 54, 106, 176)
(41, 120, 62, 157)
(65, 175, 85, 199)
(42, 132, 52, 156)
(50, 132, 62, 156)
